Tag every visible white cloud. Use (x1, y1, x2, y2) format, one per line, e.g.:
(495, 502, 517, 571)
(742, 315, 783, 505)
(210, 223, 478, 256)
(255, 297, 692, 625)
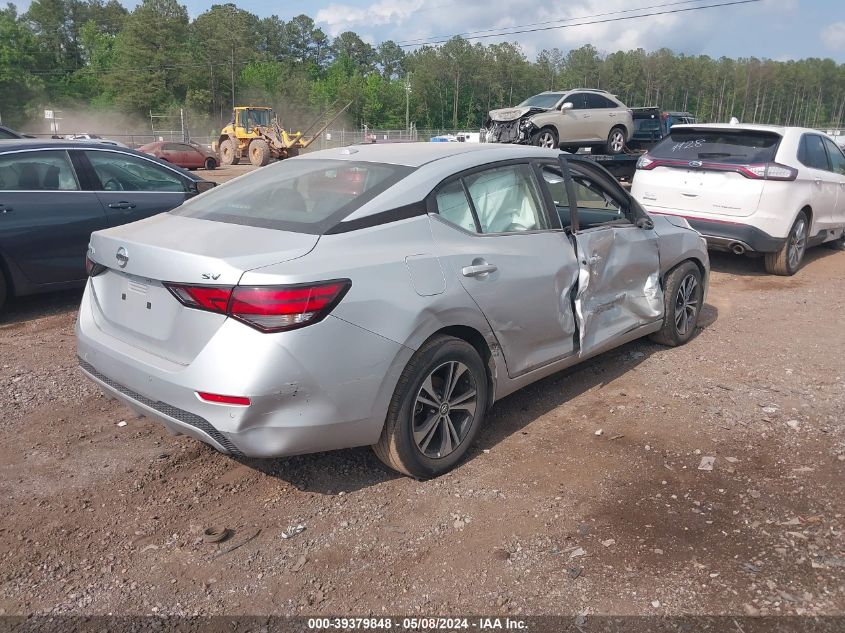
(316, 0, 426, 37)
(821, 22, 845, 52)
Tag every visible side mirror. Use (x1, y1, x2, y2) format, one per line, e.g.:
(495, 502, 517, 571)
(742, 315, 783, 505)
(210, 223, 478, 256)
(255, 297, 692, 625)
(636, 216, 654, 230)
(193, 180, 216, 194)
(561, 102, 574, 111)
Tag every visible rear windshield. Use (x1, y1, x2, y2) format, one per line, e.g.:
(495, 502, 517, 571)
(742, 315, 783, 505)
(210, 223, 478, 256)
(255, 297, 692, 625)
(518, 93, 563, 109)
(172, 159, 413, 234)
(651, 129, 781, 164)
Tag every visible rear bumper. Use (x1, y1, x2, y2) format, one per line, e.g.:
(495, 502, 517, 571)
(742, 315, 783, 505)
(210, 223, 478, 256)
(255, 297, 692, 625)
(649, 212, 784, 253)
(76, 282, 412, 458)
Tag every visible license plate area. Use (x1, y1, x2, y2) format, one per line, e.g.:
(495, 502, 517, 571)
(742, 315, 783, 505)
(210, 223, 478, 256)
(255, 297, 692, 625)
(92, 270, 182, 340)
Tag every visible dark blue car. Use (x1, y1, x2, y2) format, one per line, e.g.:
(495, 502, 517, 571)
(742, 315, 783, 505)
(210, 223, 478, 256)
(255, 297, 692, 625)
(0, 140, 215, 310)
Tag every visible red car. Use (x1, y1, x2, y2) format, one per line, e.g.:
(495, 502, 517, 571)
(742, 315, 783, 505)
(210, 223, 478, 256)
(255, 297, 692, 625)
(138, 141, 219, 170)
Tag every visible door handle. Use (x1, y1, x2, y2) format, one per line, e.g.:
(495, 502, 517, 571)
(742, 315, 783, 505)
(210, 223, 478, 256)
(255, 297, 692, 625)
(0, 204, 12, 214)
(108, 201, 136, 210)
(814, 178, 822, 186)
(461, 263, 498, 278)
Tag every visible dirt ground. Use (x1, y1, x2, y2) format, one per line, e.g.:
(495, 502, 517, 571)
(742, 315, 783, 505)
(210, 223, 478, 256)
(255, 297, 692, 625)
(0, 196, 843, 617)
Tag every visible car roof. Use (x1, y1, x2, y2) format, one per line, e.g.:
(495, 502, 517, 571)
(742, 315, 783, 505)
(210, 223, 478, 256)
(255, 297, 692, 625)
(300, 142, 565, 168)
(668, 123, 818, 136)
(0, 138, 132, 151)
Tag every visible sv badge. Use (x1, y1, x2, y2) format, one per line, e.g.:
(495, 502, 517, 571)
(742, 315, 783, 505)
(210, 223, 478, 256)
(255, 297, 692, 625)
(202, 273, 221, 280)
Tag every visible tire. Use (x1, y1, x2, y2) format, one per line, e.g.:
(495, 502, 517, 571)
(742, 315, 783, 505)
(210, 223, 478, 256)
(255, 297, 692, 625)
(204, 157, 216, 170)
(249, 139, 271, 167)
(764, 211, 808, 276)
(373, 335, 488, 479)
(603, 126, 626, 155)
(650, 261, 703, 347)
(531, 127, 558, 150)
(0, 271, 7, 313)
(220, 139, 239, 165)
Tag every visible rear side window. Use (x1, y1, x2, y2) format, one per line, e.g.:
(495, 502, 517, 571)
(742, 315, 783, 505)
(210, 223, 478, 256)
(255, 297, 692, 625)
(85, 150, 188, 192)
(435, 180, 476, 232)
(823, 137, 845, 175)
(0, 150, 79, 190)
(798, 135, 831, 171)
(173, 159, 412, 234)
(464, 164, 548, 233)
(651, 129, 781, 164)
(586, 94, 616, 109)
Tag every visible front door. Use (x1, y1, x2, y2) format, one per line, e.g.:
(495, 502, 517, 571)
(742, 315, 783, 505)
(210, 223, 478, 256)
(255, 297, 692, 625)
(563, 161, 663, 357)
(799, 134, 839, 232)
(429, 163, 580, 377)
(821, 136, 845, 227)
(78, 149, 192, 227)
(0, 149, 106, 285)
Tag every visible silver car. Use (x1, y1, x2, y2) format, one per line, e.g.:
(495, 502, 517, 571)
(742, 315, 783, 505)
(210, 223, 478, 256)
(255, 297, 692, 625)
(77, 143, 709, 478)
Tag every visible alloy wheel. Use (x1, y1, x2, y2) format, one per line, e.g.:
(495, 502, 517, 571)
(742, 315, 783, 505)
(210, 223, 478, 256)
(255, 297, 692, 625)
(788, 217, 806, 270)
(412, 361, 478, 459)
(674, 274, 699, 336)
(538, 132, 556, 149)
(609, 130, 625, 153)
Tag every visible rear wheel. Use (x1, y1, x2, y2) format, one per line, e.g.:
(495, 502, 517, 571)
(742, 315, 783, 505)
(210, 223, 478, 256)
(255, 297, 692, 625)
(764, 211, 807, 276)
(220, 139, 239, 165)
(531, 128, 558, 149)
(650, 261, 703, 347)
(373, 336, 488, 479)
(249, 139, 271, 167)
(204, 157, 216, 170)
(603, 126, 626, 155)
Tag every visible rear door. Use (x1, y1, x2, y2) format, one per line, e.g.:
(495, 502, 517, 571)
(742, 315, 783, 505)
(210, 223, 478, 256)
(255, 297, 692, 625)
(429, 162, 581, 377)
(821, 137, 845, 226)
(562, 161, 663, 357)
(585, 93, 617, 142)
(0, 149, 105, 285)
(78, 149, 192, 228)
(798, 134, 838, 230)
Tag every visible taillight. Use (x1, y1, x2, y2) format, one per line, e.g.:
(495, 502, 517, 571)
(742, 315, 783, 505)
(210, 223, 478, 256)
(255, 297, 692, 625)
(163, 279, 351, 333)
(636, 154, 656, 170)
(85, 254, 106, 276)
(737, 163, 798, 181)
(229, 280, 351, 332)
(165, 284, 232, 312)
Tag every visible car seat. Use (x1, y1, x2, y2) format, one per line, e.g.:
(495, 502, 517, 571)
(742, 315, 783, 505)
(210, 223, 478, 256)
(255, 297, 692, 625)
(17, 164, 41, 189)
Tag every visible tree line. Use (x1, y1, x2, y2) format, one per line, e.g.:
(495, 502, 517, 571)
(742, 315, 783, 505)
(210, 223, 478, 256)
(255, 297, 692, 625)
(1, 0, 844, 134)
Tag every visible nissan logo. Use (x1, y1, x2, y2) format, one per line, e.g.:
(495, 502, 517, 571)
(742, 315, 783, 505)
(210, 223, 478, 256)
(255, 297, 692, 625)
(688, 160, 703, 167)
(115, 247, 129, 268)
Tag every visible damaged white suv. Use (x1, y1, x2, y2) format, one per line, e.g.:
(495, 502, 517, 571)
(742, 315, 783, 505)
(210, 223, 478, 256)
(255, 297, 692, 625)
(485, 89, 634, 155)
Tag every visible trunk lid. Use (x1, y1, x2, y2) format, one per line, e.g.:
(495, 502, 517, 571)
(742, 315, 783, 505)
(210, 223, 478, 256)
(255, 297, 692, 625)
(87, 213, 319, 364)
(636, 167, 766, 217)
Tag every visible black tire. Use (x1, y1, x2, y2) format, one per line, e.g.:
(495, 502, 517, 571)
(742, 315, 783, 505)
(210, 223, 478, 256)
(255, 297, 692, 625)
(603, 126, 627, 155)
(0, 271, 7, 313)
(650, 261, 703, 347)
(220, 139, 239, 165)
(373, 335, 488, 479)
(204, 157, 216, 170)
(764, 211, 808, 276)
(531, 127, 558, 149)
(249, 139, 271, 167)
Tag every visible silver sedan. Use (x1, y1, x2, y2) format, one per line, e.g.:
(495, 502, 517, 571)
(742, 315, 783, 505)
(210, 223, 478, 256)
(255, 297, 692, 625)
(77, 143, 709, 478)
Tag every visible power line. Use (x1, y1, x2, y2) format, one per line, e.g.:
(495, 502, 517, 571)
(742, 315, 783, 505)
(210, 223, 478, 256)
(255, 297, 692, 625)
(393, 0, 716, 46)
(397, 0, 763, 47)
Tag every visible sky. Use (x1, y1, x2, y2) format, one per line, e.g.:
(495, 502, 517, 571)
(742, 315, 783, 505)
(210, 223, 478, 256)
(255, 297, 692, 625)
(12, 0, 845, 63)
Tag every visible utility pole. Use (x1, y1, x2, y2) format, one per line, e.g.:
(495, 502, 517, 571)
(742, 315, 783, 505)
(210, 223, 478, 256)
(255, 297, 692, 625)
(231, 45, 235, 109)
(405, 74, 411, 133)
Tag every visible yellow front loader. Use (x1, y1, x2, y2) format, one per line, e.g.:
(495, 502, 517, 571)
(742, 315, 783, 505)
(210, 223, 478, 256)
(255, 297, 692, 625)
(213, 101, 352, 167)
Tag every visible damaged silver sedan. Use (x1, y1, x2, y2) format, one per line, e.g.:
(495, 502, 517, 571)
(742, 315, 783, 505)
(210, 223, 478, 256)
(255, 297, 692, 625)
(77, 143, 708, 479)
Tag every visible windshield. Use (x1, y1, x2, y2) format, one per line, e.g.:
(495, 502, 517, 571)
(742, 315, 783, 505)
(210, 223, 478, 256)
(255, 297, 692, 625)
(518, 93, 564, 109)
(650, 129, 781, 164)
(242, 109, 272, 128)
(172, 159, 414, 234)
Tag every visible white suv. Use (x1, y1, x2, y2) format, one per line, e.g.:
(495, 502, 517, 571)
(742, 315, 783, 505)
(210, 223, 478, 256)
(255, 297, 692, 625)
(632, 124, 845, 275)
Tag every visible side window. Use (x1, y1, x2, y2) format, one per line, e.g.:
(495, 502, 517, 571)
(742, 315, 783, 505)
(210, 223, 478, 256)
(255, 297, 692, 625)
(0, 150, 80, 191)
(464, 164, 548, 234)
(434, 180, 477, 232)
(570, 169, 628, 230)
(562, 93, 586, 110)
(822, 137, 845, 176)
(798, 135, 831, 171)
(541, 166, 570, 228)
(586, 94, 615, 109)
(85, 151, 188, 192)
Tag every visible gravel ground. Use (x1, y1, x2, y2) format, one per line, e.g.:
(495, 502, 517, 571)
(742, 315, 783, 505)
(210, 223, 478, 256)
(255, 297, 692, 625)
(0, 238, 843, 617)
